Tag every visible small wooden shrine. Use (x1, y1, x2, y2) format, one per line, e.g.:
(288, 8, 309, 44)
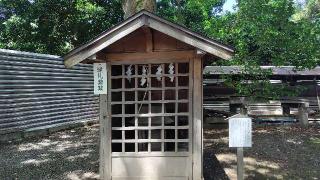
(64, 10, 234, 180)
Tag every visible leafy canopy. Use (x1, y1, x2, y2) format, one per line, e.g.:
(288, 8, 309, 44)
(157, 0, 319, 99)
(219, 0, 320, 99)
(0, 0, 319, 99)
(0, 0, 123, 55)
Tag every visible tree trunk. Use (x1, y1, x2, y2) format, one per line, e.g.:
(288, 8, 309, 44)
(122, 0, 156, 19)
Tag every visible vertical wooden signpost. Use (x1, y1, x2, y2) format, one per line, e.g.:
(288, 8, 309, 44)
(229, 114, 252, 180)
(93, 63, 110, 179)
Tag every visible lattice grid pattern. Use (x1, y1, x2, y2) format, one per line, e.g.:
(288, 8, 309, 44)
(110, 62, 191, 155)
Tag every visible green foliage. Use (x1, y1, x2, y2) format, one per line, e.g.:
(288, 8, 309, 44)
(157, 0, 225, 35)
(0, 0, 319, 99)
(293, 0, 320, 22)
(157, 0, 319, 99)
(221, 0, 320, 99)
(233, 0, 319, 68)
(0, 0, 123, 55)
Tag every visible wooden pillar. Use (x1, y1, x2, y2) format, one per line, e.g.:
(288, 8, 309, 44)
(230, 104, 238, 114)
(240, 105, 248, 115)
(298, 102, 309, 127)
(100, 63, 111, 180)
(193, 57, 203, 180)
(230, 97, 247, 115)
(282, 104, 290, 116)
(237, 147, 244, 180)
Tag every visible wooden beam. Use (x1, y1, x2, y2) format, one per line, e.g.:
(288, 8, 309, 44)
(196, 49, 206, 56)
(88, 54, 97, 60)
(143, 27, 153, 52)
(193, 57, 203, 180)
(81, 58, 106, 64)
(298, 102, 309, 127)
(106, 50, 195, 62)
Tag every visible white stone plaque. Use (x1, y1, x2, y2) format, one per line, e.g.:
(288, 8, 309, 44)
(94, 63, 107, 94)
(229, 115, 252, 147)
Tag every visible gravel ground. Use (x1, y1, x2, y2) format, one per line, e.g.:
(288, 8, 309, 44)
(1, 124, 319, 180)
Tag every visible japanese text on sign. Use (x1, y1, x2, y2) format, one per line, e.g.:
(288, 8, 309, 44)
(229, 116, 252, 148)
(94, 63, 107, 94)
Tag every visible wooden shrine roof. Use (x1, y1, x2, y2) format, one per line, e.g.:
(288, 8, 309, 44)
(64, 10, 234, 68)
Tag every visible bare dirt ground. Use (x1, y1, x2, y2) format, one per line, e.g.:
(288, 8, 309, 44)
(0, 126, 100, 180)
(0, 124, 319, 180)
(205, 124, 320, 180)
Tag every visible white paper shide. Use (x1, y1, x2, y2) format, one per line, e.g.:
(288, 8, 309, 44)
(94, 63, 107, 94)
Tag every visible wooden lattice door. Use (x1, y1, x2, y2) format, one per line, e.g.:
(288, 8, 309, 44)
(109, 60, 193, 180)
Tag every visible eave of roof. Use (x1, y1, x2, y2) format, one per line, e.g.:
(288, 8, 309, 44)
(64, 10, 235, 68)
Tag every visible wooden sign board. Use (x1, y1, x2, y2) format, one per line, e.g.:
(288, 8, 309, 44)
(93, 63, 107, 94)
(229, 116, 252, 148)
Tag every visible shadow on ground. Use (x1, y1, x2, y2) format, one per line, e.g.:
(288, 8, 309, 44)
(0, 125, 100, 180)
(1, 125, 231, 180)
(2, 124, 319, 179)
(203, 149, 229, 180)
(204, 124, 320, 180)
